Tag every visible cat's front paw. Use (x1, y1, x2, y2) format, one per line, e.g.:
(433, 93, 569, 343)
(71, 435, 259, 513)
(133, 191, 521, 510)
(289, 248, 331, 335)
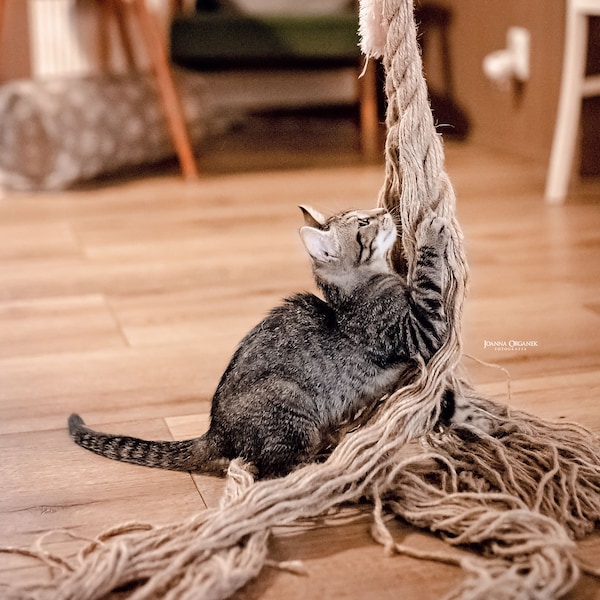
(417, 213, 451, 248)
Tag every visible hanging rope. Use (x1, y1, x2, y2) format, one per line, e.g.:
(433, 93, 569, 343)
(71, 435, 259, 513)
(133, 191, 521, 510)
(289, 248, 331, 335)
(2, 2, 600, 599)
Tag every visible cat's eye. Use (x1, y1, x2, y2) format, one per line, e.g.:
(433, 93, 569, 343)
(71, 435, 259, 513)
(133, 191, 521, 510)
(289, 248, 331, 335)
(357, 218, 370, 227)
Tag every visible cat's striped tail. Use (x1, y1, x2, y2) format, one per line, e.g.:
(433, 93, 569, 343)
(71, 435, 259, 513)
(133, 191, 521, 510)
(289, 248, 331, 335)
(68, 414, 226, 473)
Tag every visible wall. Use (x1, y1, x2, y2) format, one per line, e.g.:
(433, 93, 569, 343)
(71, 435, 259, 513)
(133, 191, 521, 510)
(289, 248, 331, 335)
(424, 0, 564, 164)
(0, 0, 172, 82)
(423, 0, 598, 174)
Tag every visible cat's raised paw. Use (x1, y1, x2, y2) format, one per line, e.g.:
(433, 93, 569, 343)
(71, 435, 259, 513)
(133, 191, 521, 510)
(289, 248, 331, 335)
(418, 214, 451, 246)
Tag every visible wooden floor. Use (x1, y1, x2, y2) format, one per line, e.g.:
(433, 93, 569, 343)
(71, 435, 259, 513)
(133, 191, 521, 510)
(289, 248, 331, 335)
(1, 117, 600, 598)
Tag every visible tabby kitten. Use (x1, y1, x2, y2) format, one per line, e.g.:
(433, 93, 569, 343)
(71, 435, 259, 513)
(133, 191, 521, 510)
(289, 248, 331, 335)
(69, 206, 451, 478)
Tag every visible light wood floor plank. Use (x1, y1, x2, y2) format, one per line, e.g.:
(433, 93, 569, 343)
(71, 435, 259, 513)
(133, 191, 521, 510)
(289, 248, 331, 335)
(0, 418, 204, 581)
(475, 369, 600, 429)
(0, 221, 81, 262)
(0, 344, 216, 435)
(0, 294, 126, 359)
(463, 293, 600, 381)
(166, 413, 226, 509)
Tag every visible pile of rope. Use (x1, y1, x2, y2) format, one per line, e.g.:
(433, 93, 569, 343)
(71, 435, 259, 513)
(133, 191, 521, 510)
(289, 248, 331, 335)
(3, 1, 599, 598)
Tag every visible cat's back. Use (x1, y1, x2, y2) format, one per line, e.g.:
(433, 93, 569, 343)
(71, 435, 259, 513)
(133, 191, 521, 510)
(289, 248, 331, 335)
(214, 292, 339, 389)
(269, 292, 337, 334)
(240, 291, 338, 355)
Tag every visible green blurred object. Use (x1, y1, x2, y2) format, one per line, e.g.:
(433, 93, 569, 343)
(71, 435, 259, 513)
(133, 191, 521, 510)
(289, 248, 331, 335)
(170, 13, 361, 70)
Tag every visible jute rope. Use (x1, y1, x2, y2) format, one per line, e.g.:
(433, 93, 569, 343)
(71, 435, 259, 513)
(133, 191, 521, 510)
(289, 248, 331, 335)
(2, 1, 599, 598)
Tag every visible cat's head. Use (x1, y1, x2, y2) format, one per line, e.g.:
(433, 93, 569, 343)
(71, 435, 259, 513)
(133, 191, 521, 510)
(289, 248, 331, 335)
(299, 205, 397, 291)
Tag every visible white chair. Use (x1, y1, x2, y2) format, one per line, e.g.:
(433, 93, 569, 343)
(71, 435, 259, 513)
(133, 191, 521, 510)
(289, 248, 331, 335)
(545, 0, 600, 203)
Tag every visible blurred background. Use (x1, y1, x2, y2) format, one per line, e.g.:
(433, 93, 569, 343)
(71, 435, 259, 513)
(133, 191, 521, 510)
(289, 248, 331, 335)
(0, 0, 598, 191)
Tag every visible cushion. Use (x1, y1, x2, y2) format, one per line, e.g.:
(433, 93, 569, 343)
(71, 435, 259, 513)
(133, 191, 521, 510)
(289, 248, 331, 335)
(0, 70, 213, 191)
(170, 13, 361, 70)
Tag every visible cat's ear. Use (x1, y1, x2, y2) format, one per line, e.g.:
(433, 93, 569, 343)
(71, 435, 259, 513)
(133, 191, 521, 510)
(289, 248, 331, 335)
(299, 205, 327, 229)
(299, 226, 339, 263)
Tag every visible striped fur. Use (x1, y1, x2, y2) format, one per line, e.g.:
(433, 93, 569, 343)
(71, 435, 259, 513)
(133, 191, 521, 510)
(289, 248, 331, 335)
(69, 207, 450, 478)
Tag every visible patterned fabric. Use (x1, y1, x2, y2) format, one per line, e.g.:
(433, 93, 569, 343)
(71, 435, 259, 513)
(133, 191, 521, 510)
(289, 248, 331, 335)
(0, 70, 213, 190)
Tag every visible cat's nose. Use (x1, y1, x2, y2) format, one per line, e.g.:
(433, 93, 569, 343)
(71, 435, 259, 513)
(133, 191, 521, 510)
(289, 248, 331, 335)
(370, 208, 387, 216)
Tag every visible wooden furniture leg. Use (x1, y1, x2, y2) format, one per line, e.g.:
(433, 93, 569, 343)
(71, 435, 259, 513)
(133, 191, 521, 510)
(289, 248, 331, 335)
(358, 60, 380, 161)
(97, 0, 114, 73)
(127, 0, 198, 179)
(170, 0, 184, 16)
(113, 0, 137, 70)
(0, 0, 5, 52)
(0, 0, 4, 40)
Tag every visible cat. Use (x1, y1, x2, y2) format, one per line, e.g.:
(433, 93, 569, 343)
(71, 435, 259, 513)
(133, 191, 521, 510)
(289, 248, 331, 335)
(69, 205, 451, 478)
(437, 385, 506, 436)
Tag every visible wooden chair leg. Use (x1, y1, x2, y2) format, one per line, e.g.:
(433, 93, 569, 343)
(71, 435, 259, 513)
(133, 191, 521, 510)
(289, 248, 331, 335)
(129, 0, 199, 180)
(170, 0, 185, 16)
(0, 0, 5, 47)
(113, 0, 138, 70)
(97, 0, 113, 74)
(358, 60, 380, 161)
(0, 0, 14, 82)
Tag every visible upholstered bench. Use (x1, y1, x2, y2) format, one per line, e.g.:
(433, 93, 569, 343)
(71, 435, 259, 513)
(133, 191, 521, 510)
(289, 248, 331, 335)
(169, 12, 379, 158)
